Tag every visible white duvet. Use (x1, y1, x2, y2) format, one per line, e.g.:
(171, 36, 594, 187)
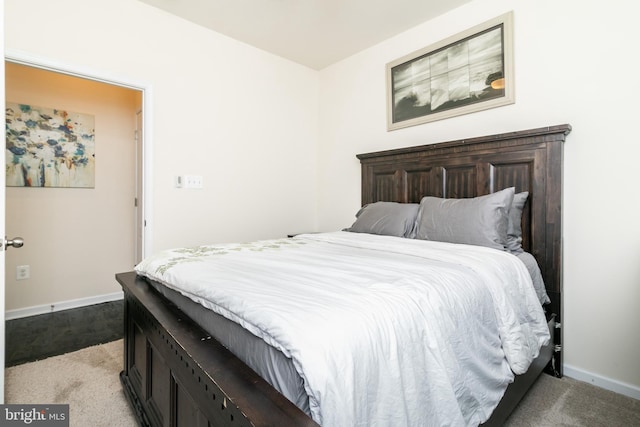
(135, 231, 550, 427)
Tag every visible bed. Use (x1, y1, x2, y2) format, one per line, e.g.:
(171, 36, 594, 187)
(117, 123, 571, 426)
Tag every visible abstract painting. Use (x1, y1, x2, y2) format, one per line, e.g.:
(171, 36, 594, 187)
(386, 12, 514, 130)
(6, 102, 95, 188)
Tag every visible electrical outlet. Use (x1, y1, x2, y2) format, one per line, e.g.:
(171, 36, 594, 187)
(16, 265, 30, 280)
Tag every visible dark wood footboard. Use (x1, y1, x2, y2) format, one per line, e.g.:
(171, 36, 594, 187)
(117, 271, 319, 427)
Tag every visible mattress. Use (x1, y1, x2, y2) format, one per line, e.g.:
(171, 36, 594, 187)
(136, 231, 550, 426)
(148, 278, 312, 414)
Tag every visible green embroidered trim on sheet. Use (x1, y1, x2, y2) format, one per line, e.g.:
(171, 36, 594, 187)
(154, 238, 306, 275)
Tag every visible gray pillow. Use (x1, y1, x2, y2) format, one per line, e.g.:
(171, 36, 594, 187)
(346, 202, 419, 238)
(515, 251, 550, 305)
(507, 191, 529, 254)
(414, 187, 515, 251)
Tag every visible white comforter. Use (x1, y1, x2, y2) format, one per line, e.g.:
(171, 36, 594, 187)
(135, 231, 550, 427)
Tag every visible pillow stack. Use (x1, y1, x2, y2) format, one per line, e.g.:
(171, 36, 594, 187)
(346, 187, 529, 254)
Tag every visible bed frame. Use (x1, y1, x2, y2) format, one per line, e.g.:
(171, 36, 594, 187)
(117, 123, 571, 426)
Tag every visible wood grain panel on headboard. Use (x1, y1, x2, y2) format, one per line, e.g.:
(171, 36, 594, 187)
(357, 124, 571, 323)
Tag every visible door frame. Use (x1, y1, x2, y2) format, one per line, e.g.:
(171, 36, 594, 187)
(4, 49, 154, 262)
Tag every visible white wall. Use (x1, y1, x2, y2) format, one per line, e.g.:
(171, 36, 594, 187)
(5, 0, 320, 253)
(318, 0, 640, 397)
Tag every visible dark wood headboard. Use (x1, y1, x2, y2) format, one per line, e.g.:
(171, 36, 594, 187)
(356, 124, 571, 321)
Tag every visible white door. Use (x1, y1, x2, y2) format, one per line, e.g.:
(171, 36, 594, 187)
(1, 0, 7, 402)
(135, 110, 144, 265)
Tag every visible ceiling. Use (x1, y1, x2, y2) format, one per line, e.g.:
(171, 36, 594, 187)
(138, 0, 473, 70)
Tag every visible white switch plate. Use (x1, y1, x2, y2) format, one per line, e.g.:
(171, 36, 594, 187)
(16, 265, 30, 280)
(183, 175, 203, 189)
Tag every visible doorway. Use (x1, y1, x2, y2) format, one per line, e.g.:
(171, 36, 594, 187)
(3, 55, 150, 371)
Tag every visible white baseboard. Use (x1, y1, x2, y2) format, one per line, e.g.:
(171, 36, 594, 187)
(564, 363, 640, 400)
(5, 292, 124, 320)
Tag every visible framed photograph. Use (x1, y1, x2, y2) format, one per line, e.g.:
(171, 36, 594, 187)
(387, 12, 514, 131)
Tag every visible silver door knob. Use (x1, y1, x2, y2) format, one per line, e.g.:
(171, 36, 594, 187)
(4, 237, 24, 249)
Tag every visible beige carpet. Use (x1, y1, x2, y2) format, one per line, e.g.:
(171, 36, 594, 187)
(5, 340, 136, 427)
(505, 373, 640, 427)
(5, 340, 640, 426)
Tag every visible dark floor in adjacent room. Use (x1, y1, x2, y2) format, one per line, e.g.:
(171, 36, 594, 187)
(5, 300, 123, 367)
